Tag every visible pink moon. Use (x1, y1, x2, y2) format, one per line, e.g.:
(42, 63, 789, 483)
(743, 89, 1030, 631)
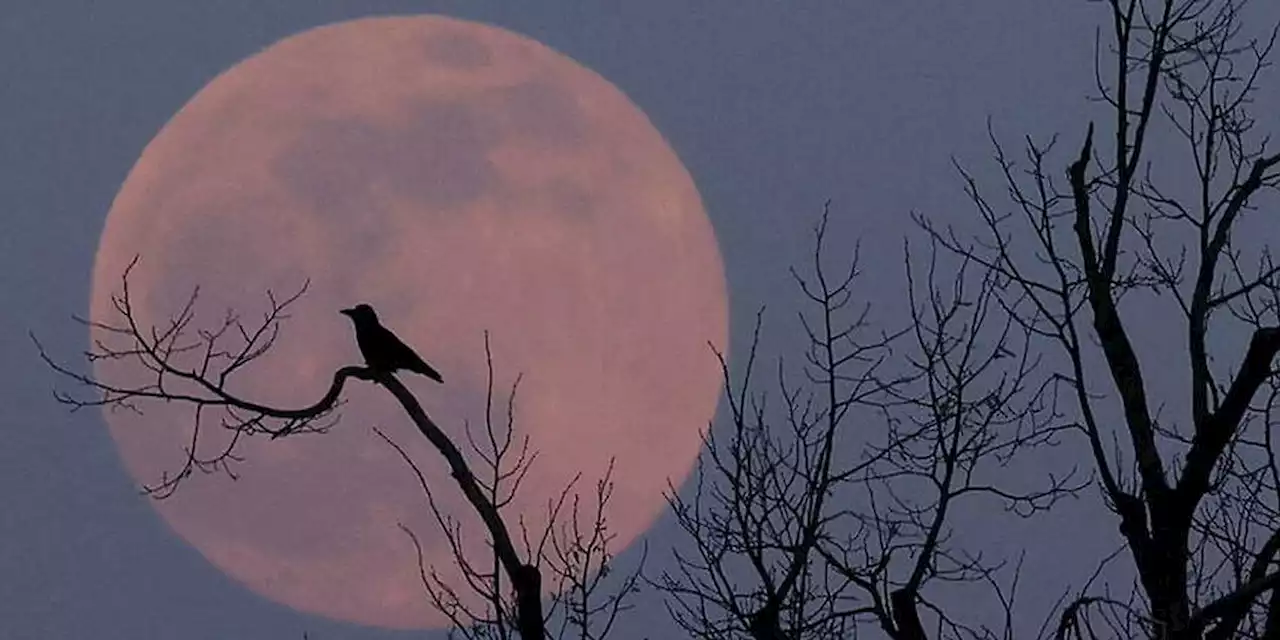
(89, 15, 727, 629)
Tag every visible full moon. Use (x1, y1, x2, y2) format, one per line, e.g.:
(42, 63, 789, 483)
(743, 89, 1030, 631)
(90, 15, 726, 629)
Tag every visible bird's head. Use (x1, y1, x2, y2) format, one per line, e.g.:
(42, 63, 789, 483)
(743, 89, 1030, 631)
(340, 303, 378, 323)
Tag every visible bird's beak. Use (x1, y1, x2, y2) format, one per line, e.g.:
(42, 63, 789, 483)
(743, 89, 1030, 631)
(339, 308, 353, 317)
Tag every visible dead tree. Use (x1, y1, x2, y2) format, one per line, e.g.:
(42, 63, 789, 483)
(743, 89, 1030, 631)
(542, 459, 646, 640)
(654, 207, 1075, 639)
(380, 333, 643, 640)
(922, 1, 1280, 637)
(34, 258, 636, 640)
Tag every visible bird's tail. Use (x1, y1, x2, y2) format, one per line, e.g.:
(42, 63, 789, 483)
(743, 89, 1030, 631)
(415, 362, 444, 384)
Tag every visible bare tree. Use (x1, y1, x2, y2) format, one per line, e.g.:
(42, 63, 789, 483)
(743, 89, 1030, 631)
(920, 1, 1280, 638)
(35, 258, 638, 639)
(380, 333, 643, 640)
(542, 458, 646, 640)
(39, 4, 1280, 640)
(654, 207, 1077, 640)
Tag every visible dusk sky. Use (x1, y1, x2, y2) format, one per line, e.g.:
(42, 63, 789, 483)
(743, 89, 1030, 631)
(7, 2, 1280, 639)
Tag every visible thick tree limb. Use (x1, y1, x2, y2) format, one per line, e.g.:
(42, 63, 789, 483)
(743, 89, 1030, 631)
(1179, 327, 1280, 505)
(1069, 121, 1171, 506)
(890, 588, 928, 640)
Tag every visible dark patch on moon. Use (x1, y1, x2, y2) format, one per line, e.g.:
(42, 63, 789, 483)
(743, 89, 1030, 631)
(272, 99, 501, 221)
(153, 194, 298, 286)
(540, 177, 595, 221)
(489, 79, 586, 147)
(422, 29, 493, 70)
(270, 77, 593, 232)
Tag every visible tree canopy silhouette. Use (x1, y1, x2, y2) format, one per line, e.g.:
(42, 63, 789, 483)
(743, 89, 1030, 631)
(36, 1, 1280, 638)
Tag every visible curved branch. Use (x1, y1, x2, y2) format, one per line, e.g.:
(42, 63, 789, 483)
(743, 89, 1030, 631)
(37, 262, 548, 638)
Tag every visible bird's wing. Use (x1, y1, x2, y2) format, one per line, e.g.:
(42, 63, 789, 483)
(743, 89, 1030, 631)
(382, 326, 444, 383)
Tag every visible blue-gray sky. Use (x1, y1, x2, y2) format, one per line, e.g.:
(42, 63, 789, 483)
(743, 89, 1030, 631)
(7, 2, 1280, 638)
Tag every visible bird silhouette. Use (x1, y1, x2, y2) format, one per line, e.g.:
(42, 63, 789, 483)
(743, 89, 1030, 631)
(340, 303, 444, 383)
